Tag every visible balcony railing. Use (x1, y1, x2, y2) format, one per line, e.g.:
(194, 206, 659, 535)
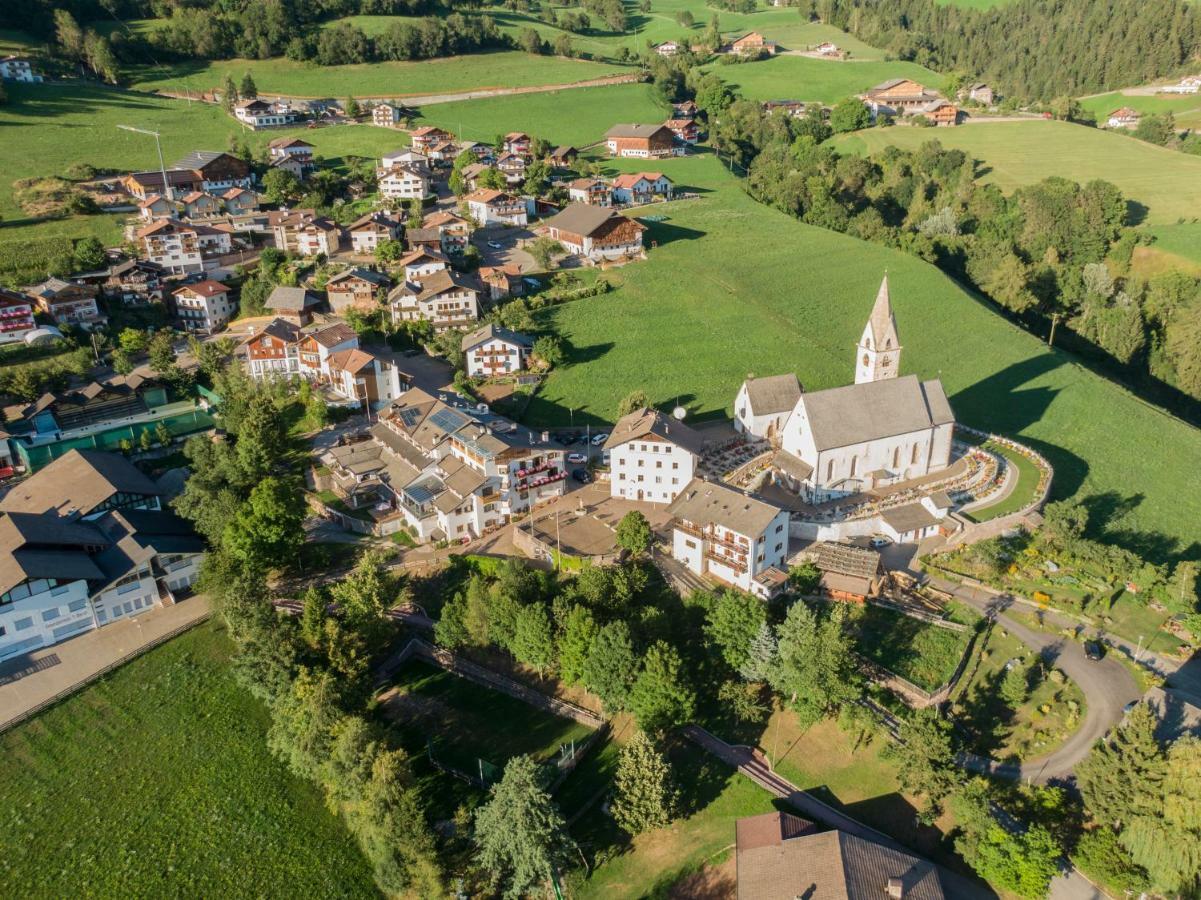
(516, 470, 566, 493)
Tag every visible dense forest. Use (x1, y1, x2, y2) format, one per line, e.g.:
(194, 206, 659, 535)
(806, 0, 1201, 101)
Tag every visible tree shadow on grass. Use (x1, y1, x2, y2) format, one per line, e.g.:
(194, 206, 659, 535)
(643, 220, 707, 247)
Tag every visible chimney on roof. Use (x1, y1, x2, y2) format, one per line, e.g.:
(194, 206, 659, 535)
(886, 877, 905, 899)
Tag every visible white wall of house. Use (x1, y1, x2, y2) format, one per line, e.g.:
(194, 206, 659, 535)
(670, 508, 789, 595)
(733, 384, 792, 439)
(609, 439, 695, 503)
(465, 338, 527, 378)
(0, 579, 93, 662)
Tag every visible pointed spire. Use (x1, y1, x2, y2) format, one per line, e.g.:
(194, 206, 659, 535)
(868, 274, 898, 348)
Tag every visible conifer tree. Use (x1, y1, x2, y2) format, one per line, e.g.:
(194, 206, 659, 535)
(611, 730, 679, 835)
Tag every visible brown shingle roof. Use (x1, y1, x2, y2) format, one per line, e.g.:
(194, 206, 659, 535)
(668, 478, 785, 538)
(0, 449, 163, 519)
(545, 204, 645, 238)
(603, 406, 707, 454)
(812, 542, 881, 579)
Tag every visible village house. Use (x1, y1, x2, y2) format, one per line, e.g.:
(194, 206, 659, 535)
(604, 407, 707, 504)
(101, 260, 166, 306)
(760, 278, 955, 502)
(138, 218, 232, 275)
(171, 279, 234, 334)
(496, 152, 528, 185)
(735, 812, 946, 899)
(244, 319, 349, 381)
(138, 194, 173, 221)
(270, 209, 342, 256)
(965, 82, 994, 104)
(372, 102, 402, 127)
(807, 541, 884, 602)
(382, 148, 431, 173)
(423, 210, 473, 255)
(478, 265, 525, 302)
(25, 277, 103, 327)
(270, 154, 307, 180)
(923, 100, 960, 127)
(399, 247, 448, 281)
(460, 162, 494, 191)
(325, 348, 405, 408)
(121, 169, 201, 202)
(409, 126, 454, 154)
(388, 270, 480, 332)
(265, 285, 323, 325)
(172, 151, 253, 193)
(0, 450, 205, 661)
(668, 479, 790, 599)
(729, 31, 777, 56)
(180, 191, 222, 219)
(815, 40, 841, 57)
(664, 118, 700, 144)
(294, 322, 362, 382)
(425, 139, 458, 166)
(0, 55, 43, 82)
(0, 289, 39, 344)
(548, 145, 577, 167)
(610, 172, 673, 205)
(347, 211, 401, 253)
(465, 189, 529, 226)
(541, 204, 647, 262)
(862, 79, 945, 117)
(604, 123, 676, 158)
(567, 177, 613, 207)
(762, 99, 808, 118)
(405, 227, 443, 255)
(1107, 106, 1141, 129)
(234, 98, 296, 128)
(503, 132, 532, 156)
(221, 186, 259, 215)
(326, 268, 392, 314)
(267, 137, 315, 170)
(652, 40, 680, 57)
(377, 165, 433, 201)
(462, 324, 532, 378)
(879, 494, 951, 543)
(673, 100, 699, 119)
(734, 373, 802, 443)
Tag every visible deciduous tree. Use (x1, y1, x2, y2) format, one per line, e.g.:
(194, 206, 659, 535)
(611, 730, 679, 835)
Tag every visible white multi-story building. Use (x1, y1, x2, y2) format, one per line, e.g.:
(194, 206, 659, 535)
(464, 189, 529, 226)
(269, 210, 342, 257)
(235, 98, 297, 128)
(0, 450, 204, 662)
(377, 165, 432, 201)
(138, 219, 231, 275)
(347, 211, 401, 253)
(171, 279, 234, 333)
(462, 325, 532, 378)
(603, 407, 707, 504)
(388, 270, 480, 332)
(668, 479, 790, 599)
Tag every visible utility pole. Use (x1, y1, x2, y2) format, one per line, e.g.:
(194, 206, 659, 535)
(117, 125, 174, 201)
(1047, 312, 1060, 348)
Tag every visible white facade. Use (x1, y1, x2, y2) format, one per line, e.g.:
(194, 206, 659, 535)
(466, 195, 528, 226)
(609, 436, 697, 503)
(855, 276, 901, 385)
(0, 578, 93, 662)
(382, 149, 429, 171)
(377, 166, 432, 200)
(465, 336, 529, 378)
(142, 226, 203, 275)
(611, 174, 673, 204)
(173, 284, 234, 333)
(733, 380, 793, 440)
(671, 507, 790, 598)
(0, 57, 42, 83)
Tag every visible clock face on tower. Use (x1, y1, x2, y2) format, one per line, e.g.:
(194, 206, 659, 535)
(882, 355, 891, 368)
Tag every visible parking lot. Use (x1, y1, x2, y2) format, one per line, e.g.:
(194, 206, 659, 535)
(471, 223, 537, 272)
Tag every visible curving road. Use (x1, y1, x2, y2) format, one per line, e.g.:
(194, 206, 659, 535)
(929, 577, 1141, 784)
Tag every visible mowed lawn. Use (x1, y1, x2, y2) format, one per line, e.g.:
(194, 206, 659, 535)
(836, 120, 1201, 225)
(531, 153, 1201, 552)
(124, 50, 628, 98)
(850, 604, 973, 692)
(1132, 222, 1201, 278)
(0, 621, 378, 898)
(417, 82, 667, 147)
(0, 82, 411, 246)
(707, 56, 945, 105)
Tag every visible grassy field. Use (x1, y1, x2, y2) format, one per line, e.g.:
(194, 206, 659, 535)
(1079, 90, 1201, 129)
(1131, 222, 1201, 277)
(0, 82, 411, 246)
(934, 0, 1018, 8)
(705, 55, 944, 105)
(0, 621, 378, 898)
(835, 120, 1201, 226)
(417, 81, 668, 147)
(123, 50, 627, 98)
(850, 604, 973, 692)
(519, 151, 1201, 553)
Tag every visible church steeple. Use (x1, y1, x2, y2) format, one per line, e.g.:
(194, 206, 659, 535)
(855, 275, 901, 384)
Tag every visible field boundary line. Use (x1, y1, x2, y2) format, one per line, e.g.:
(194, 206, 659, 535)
(0, 612, 211, 735)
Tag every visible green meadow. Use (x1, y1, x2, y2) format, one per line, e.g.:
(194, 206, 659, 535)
(1080, 90, 1201, 129)
(836, 120, 1201, 225)
(0, 621, 377, 898)
(704, 55, 945, 104)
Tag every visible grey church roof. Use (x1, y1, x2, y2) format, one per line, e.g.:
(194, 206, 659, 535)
(799, 375, 953, 452)
(743, 373, 802, 415)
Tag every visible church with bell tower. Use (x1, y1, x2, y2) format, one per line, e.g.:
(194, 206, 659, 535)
(855, 275, 901, 384)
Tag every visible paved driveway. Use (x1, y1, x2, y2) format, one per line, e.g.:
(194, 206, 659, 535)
(931, 577, 1141, 783)
(471, 224, 537, 273)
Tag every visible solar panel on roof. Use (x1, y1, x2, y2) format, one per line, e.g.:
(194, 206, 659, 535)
(404, 480, 439, 505)
(395, 406, 424, 428)
(429, 407, 471, 434)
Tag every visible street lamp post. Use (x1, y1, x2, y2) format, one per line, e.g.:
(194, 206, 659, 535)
(117, 125, 174, 201)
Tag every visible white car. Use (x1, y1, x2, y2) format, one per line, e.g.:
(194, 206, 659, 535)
(869, 535, 892, 548)
(487, 240, 502, 250)
(591, 433, 609, 446)
(567, 452, 587, 464)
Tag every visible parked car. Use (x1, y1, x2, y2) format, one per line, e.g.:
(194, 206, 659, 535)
(869, 535, 892, 548)
(1084, 640, 1105, 661)
(487, 240, 502, 250)
(591, 432, 609, 446)
(571, 468, 592, 483)
(567, 452, 587, 464)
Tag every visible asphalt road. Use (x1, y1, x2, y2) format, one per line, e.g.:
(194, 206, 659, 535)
(930, 577, 1142, 784)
